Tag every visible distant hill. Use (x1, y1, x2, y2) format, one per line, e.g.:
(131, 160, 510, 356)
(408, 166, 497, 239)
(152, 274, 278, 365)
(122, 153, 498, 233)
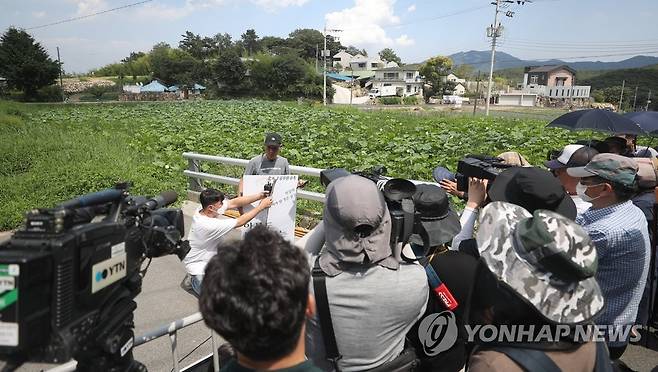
(449, 50, 658, 72)
(578, 65, 658, 110)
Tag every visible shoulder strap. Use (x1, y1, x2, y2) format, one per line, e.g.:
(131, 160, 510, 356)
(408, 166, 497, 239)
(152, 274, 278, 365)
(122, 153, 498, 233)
(594, 342, 613, 372)
(312, 257, 342, 371)
(492, 346, 561, 372)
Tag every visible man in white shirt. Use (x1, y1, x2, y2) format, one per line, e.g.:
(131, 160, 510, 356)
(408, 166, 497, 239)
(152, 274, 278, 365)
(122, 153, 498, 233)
(184, 188, 272, 295)
(545, 144, 599, 215)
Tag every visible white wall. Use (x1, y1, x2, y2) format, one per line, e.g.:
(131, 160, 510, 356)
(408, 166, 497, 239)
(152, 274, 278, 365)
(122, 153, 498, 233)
(498, 94, 537, 107)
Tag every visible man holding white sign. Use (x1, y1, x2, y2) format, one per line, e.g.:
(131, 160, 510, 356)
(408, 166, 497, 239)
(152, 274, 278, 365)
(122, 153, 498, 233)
(183, 188, 272, 295)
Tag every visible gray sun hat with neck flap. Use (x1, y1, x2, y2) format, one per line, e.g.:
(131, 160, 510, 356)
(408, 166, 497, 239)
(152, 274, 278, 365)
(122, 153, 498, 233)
(320, 175, 399, 276)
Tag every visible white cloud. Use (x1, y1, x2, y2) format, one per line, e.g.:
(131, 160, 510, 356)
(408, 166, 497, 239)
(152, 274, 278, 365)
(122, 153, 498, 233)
(325, 0, 414, 49)
(407, 4, 416, 12)
(68, 0, 108, 15)
(395, 34, 414, 46)
(32, 11, 47, 18)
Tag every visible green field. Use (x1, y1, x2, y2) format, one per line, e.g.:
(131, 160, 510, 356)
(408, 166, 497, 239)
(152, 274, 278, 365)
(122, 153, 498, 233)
(0, 100, 587, 230)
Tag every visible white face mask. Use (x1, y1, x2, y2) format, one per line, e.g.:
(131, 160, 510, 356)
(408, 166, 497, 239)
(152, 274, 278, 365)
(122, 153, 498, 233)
(212, 201, 228, 216)
(576, 182, 603, 203)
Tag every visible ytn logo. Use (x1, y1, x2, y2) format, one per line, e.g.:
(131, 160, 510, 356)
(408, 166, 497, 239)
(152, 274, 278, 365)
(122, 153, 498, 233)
(91, 253, 127, 293)
(95, 261, 126, 282)
(418, 311, 458, 356)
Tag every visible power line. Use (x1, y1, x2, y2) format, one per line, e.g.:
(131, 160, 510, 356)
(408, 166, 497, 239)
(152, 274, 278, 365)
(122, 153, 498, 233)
(26, 0, 154, 30)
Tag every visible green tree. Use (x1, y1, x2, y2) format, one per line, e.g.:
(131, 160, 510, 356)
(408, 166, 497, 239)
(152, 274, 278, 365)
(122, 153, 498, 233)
(178, 31, 212, 59)
(420, 55, 454, 102)
(378, 48, 401, 64)
(287, 28, 324, 60)
(241, 29, 260, 56)
(150, 43, 207, 86)
(0, 27, 60, 98)
(260, 36, 288, 55)
(211, 49, 246, 92)
(210, 33, 234, 57)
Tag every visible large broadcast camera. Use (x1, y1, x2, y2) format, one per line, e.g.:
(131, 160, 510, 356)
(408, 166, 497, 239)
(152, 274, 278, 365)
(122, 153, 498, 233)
(455, 155, 514, 193)
(0, 183, 189, 372)
(320, 166, 433, 261)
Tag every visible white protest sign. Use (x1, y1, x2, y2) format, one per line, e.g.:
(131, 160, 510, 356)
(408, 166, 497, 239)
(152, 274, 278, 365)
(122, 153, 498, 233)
(242, 175, 298, 242)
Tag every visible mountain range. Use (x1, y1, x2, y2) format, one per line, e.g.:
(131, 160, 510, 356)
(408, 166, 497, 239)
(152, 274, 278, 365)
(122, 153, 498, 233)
(449, 50, 658, 72)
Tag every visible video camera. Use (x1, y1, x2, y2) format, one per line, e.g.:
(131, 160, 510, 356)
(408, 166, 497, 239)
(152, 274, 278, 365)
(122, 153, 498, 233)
(320, 166, 433, 261)
(455, 155, 514, 193)
(0, 182, 189, 372)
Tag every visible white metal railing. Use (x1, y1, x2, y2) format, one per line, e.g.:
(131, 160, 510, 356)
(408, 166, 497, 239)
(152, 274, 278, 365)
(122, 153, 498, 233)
(46, 312, 218, 372)
(183, 152, 326, 203)
(183, 152, 442, 202)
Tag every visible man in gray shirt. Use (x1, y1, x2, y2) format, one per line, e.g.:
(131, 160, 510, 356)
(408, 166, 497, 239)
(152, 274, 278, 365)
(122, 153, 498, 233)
(297, 175, 428, 371)
(238, 132, 291, 196)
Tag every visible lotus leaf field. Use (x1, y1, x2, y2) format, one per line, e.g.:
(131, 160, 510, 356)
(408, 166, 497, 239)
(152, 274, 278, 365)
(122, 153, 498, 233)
(0, 100, 585, 229)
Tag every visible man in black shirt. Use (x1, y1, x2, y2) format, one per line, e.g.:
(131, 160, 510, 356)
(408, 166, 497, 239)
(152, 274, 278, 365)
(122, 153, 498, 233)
(199, 226, 321, 372)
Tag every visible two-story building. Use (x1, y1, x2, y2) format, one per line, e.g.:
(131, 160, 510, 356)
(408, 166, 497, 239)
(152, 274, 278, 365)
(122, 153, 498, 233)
(369, 63, 424, 97)
(522, 65, 591, 103)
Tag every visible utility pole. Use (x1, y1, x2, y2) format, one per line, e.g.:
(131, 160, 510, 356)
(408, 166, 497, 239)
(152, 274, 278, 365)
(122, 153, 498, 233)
(619, 79, 626, 112)
(56, 46, 64, 102)
(484, 0, 501, 116)
(633, 86, 638, 111)
(323, 25, 342, 106)
(473, 71, 481, 115)
(485, 0, 530, 116)
(646, 90, 652, 111)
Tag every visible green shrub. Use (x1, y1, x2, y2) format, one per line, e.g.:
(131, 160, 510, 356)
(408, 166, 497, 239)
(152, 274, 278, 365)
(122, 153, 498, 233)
(403, 96, 420, 105)
(35, 85, 64, 102)
(85, 85, 112, 98)
(380, 96, 402, 105)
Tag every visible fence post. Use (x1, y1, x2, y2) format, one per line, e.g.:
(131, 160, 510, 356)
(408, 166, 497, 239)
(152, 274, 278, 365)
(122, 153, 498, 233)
(187, 159, 203, 192)
(169, 330, 180, 372)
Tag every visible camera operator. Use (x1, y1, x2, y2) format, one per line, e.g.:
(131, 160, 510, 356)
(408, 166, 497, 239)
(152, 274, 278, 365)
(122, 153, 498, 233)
(451, 167, 577, 255)
(298, 175, 428, 371)
(183, 188, 272, 295)
(199, 226, 321, 372)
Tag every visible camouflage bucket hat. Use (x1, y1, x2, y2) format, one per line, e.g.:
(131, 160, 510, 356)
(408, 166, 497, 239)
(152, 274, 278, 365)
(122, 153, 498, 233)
(476, 202, 604, 324)
(567, 153, 638, 188)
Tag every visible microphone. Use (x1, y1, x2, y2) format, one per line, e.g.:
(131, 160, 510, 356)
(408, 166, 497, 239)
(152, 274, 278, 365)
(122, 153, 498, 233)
(126, 191, 178, 214)
(58, 188, 125, 209)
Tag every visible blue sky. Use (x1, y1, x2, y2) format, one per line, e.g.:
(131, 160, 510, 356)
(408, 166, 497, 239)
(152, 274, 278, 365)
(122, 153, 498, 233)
(2, 0, 657, 73)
